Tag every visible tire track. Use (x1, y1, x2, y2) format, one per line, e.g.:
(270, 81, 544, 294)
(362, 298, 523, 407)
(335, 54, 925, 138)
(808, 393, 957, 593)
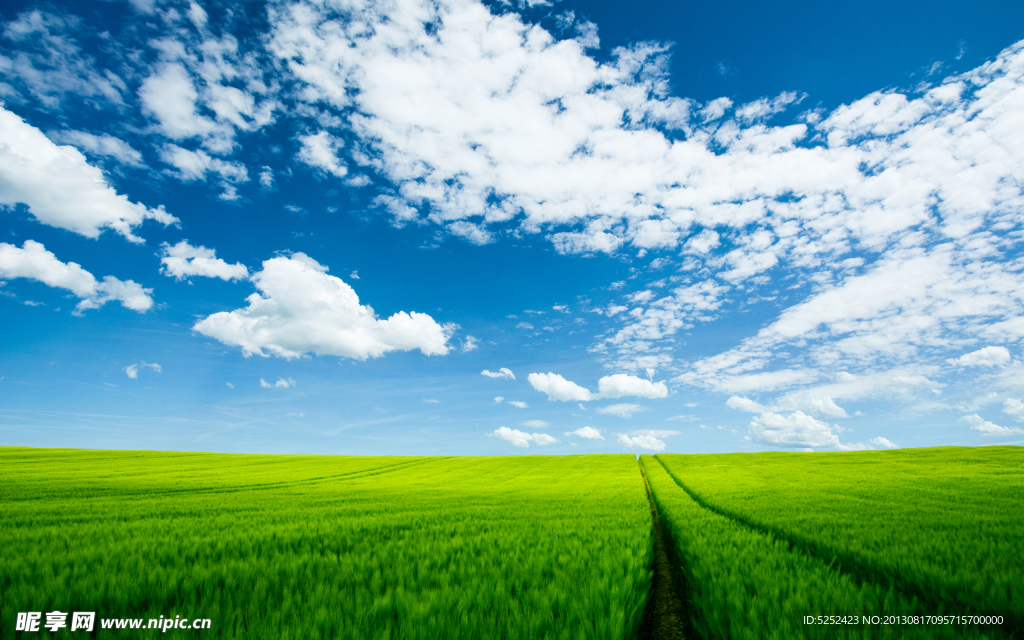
(636, 459, 690, 640)
(652, 455, 1019, 639)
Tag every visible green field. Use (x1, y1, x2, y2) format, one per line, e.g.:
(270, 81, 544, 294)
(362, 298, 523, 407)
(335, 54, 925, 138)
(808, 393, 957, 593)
(0, 450, 651, 639)
(1, 446, 1021, 639)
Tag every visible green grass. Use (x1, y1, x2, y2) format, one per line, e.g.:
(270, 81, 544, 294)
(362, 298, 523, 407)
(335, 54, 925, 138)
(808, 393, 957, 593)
(4, 445, 1020, 639)
(655, 447, 1024, 630)
(640, 455, 994, 640)
(0, 448, 652, 639)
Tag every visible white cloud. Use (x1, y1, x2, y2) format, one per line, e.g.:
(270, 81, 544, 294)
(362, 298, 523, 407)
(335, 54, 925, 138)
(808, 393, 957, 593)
(947, 346, 1011, 367)
(140, 62, 225, 144)
(481, 367, 515, 380)
(870, 436, 899, 449)
(616, 433, 666, 451)
(507, 401, 528, 409)
(138, 30, 277, 156)
(46, 130, 144, 167)
(260, 377, 295, 388)
(530, 432, 559, 445)
(684, 230, 720, 255)
(124, 361, 161, 379)
(160, 240, 248, 281)
(725, 396, 769, 413)
(629, 429, 680, 438)
(528, 372, 594, 402)
(0, 107, 177, 241)
(528, 371, 669, 401)
(795, 396, 849, 418)
(494, 396, 504, 403)
(521, 419, 548, 428)
(0, 11, 126, 109)
(491, 426, 532, 447)
(0, 240, 153, 312)
(263, 0, 1024, 412)
(1003, 398, 1024, 422)
(959, 413, 1024, 437)
(296, 131, 348, 178)
(747, 411, 842, 449)
(597, 374, 668, 399)
(265, 0, 1024, 263)
(423, 398, 439, 403)
(597, 403, 646, 418)
(158, 145, 248, 198)
(565, 426, 604, 440)
(735, 91, 803, 123)
(193, 253, 454, 359)
(259, 166, 275, 188)
(463, 335, 480, 351)
(489, 426, 558, 447)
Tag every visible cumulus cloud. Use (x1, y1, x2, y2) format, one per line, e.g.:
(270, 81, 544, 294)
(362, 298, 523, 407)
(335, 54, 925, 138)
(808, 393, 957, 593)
(138, 27, 277, 156)
(528, 372, 594, 402)
(489, 426, 558, 447)
(629, 429, 680, 438)
(616, 433, 666, 451)
(160, 240, 248, 281)
(870, 436, 899, 449)
(193, 253, 454, 359)
(597, 403, 646, 418)
(725, 396, 770, 413)
(565, 426, 603, 440)
(947, 346, 1011, 367)
(260, 377, 295, 388)
(959, 413, 1024, 437)
(140, 62, 226, 144)
(0, 240, 153, 312)
(530, 432, 559, 445)
(597, 374, 668, 399)
(494, 396, 504, 403)
(482, 367, 515, 380)
(0, 107, 177, 241)
(296, 131, 348, 178)
(1003, 398, 1024, 422)
(463, 335, 480, 351)
(158, 145, 248, 197)
(124, 361, 161, 379)
(747, 411, 842, 449)
(529, 371, 669, 401)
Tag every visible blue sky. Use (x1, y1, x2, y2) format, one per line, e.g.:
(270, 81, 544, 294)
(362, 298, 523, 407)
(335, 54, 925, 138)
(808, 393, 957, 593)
(2, 0, 1024, 455)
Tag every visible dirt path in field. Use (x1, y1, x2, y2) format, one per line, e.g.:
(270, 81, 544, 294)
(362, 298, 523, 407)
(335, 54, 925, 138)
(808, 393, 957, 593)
(636, 461, 690, 640)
